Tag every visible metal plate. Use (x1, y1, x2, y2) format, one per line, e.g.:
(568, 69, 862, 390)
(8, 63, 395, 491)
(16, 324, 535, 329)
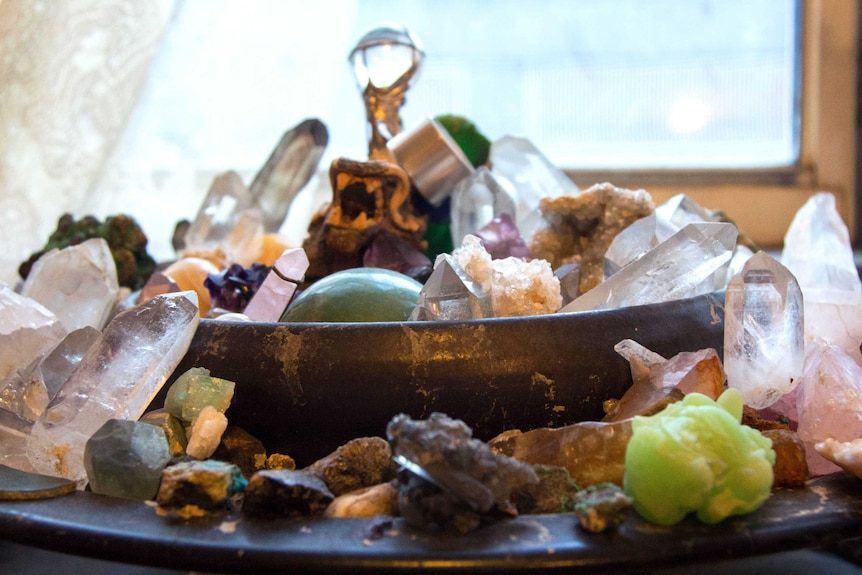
(0, 474, 859, 574)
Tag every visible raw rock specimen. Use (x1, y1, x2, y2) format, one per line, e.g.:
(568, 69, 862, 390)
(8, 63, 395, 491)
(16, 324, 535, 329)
(449, 235, 561, 317)
(796, 341, 862, 475)
(325, 482, 400, 518)
(306, 436, 395, 497)
(204, 263, 270, 314)
(387, 412, 538, 532)
(450, 166, 517, 247)
(20, 238, 119, 332)
(724, 251, 804, 409)
(562, 222, 737, 313)
(474, 213, 531, 260)
(211, 426, 267, 479)
(84, 419, 170, 500)
(512, 464, 580, 515)
(186, 405, 228, 460)
(409, 253, 492, 321)
(572, 483, 633, 533)
(248, 118, 328, 234)
(623, 390, 775, 526)
(362, 230, 433, 283)
(139, 410, 187, 458)
(157, 459, 247, 512)
(243, 248, 309, 322)
(242, 469, 334, 518)
(490, 135, 580, 236)
(183, 171, 254, 255)
(25, 291, 199, 485)
(164, 367, 235, 423)
(762, 428, 809, 488)
(528, 182, 654, 294)
(162, 257, 220, 317)
(489, 420, 632, 488)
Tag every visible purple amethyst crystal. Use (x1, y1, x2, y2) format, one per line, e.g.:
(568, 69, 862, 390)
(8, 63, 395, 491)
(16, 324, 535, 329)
(363, 231, 433, 283)
(475, 213, 531, 260)
(204, 263, 271, 312)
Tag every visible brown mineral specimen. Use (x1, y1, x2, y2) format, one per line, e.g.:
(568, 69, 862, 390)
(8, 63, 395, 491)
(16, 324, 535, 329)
(513, 464, 580, 515)
(325, 482, 400, 518)
(302, 158, 428, 283)
(528, 182, 654, 293)
(762, 428, 809, 489)
(264, 453, 296, 470)
(242, 469, 334, 518)
(489, 420, 632, 488)
(156, 460, 246, 512)
(211, 426, 267, 479)
(305, 436, 396, 496)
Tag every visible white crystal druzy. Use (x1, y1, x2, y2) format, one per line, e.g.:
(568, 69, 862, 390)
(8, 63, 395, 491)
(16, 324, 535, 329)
(452, 235, 561, 317)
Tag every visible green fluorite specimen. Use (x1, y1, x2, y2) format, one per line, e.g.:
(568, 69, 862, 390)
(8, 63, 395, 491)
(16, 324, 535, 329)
(164, 367, 236, 423)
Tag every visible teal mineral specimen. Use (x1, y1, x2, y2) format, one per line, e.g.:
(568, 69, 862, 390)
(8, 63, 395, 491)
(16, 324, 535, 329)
(164, 367, 235, 423)
(83, 419, 171, 501)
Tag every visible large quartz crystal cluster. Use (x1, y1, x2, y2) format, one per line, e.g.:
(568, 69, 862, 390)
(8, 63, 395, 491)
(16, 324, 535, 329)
(0, 238, 199, 486)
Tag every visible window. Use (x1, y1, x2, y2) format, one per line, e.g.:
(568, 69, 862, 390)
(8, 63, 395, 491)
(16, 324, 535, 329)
(0, 0, 856, 281)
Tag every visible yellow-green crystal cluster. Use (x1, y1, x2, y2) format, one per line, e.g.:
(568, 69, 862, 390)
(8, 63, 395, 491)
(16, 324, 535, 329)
(623, 389, 775, 525)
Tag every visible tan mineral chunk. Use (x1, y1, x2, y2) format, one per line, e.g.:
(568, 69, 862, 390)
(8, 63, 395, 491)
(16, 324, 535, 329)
(528, 182, 654, 293)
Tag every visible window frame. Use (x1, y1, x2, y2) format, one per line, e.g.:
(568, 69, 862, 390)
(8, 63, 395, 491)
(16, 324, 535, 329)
(561, 0, 858, 249)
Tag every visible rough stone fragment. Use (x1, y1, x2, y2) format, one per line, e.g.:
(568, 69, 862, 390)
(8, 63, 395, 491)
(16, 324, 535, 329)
(513, 464, 580, 515)
(212, 426, 267, 479)
(409, 254, 492, 321)
(156, 459, 247, 511)
(450, 166, 517, 247)
(84, 419, 170, 500)
(362, 230, 433, 283)
(248, 118, 328, 233)
(724, 251, 804, 409)
(183, 171, 254, 254)
(139, 409, 187, 458)
(186, 405, 229, 460)
(20, 238, 119, 332)
(242, 469, 334, 518)
(264, 453, 296, 470)
(572, 482, 633, 533)
(650, 348, 726, 400)
(475, 213, 531, 260)
(781, 192, 861, 293)
(306, 436, 394, 497)
(528, 182, 654, 294)
(449, 235, 561, 317)
(242, 248, 309, 322)
(325, 482, 399, 518)
(562, 222, 736, 313)
(796, 341, 862, 475)
(26, 291, 199, 485)
(490, 135, 580, 236)
(164, 367, 235, 423)
(387, 413, 538, 518)
(814, 438, 862, 480)
(488, 420, 632, 488)
(604, 213, 678, 279)
(762, 428, 809, 489)
(0, 283, 66, 383)
(554, 262, 581, 306)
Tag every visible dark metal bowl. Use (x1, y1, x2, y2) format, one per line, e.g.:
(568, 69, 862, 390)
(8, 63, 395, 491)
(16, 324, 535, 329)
(161, 291, 726, 465)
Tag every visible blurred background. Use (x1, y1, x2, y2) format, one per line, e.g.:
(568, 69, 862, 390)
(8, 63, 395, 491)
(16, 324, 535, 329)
(0, 0, 856, 285)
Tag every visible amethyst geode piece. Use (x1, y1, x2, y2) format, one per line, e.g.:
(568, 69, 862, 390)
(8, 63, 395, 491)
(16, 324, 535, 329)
(204, 263, 270, 312)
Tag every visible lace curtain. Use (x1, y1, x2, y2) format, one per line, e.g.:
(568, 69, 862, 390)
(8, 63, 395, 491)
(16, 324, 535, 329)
(0, 0, 174, 286)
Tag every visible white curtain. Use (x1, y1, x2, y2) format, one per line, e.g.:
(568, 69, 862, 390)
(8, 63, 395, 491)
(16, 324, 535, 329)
(0, 0, 175, 286)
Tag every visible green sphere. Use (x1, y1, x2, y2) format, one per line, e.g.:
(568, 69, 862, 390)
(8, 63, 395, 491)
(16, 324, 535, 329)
(282, 268, 423, 323)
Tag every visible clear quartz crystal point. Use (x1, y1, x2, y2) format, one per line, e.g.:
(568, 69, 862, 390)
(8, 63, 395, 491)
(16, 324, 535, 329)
(562, 222, 737, 313)
(183, 171, 254, 253)
(0, 284, 66, 382)
(26, 291, 200, 485)
(20, 238, 119, 332)
(489, 136, 580, 236)
(409, 255, 492, 321)
(243, 248, 309, 322)
(450, 166, 517, 247)
(603, 214, 678, 278)
(724, 251, 804, 410)
(781, 192, 862, 292)
(248, 119, 329, 233)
